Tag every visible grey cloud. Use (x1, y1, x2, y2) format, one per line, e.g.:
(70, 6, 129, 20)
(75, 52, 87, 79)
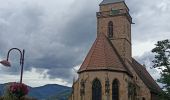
(0, 0, 169, 84)
(134, 52, 160, 80)
(0, 3, 46, 74)
(127, 0, 170, 42)
(134, 52, 155, 67)
(0, 0, 98, 83)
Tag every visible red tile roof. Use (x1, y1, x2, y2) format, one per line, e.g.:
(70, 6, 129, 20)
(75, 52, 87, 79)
(78, 33, 131, 74)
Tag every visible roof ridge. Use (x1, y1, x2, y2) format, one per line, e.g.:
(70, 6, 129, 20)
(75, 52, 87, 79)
(105, 36, 133, 77)
(80, 37, 98, 71)
(86, 37, 98, 70)
(103, 34, 108, 69)
(78, 33, 103, 72)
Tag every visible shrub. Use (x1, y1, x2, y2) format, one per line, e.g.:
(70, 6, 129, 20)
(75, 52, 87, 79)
(3, 82, 29, 100)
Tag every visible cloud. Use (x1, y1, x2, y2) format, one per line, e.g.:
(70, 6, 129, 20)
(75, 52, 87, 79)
(134, 52, 161, 81)
(0, 0, 169, 86)
(127, 0, 170, 42)
(0, 0, 99, 84)
(0, 68, 70, 87)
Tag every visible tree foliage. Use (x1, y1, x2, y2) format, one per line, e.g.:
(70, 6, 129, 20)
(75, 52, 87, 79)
(152, 39, 170, 99)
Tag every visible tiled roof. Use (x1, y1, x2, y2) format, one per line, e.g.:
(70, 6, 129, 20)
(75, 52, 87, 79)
(131, 59, 162, 93)
(100, 0, 124, 5)
(78, 33, 131, 75)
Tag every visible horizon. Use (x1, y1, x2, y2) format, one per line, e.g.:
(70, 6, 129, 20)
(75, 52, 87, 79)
(0, 82, 71, 88)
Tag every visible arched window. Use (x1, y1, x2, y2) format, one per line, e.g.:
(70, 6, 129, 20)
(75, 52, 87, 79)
(108, 21, 113, 38)
(92, 78, 102, 100)
(112, 79, 119, 100)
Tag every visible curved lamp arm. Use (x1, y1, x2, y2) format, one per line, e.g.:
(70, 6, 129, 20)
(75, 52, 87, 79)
(7, 48, 23, 65)
(0, 48, 25, 84)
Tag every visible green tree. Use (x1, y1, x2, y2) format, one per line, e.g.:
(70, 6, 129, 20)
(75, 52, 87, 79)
(152, 39, 170, 99)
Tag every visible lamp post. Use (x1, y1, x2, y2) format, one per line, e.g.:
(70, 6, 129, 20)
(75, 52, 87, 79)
(0, 48, 25, 84)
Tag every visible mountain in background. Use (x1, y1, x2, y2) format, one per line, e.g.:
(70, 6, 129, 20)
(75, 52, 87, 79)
(0, 83, 72, 100)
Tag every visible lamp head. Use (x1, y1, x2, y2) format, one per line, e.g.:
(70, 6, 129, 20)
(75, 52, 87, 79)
(0, 60, 11, 67)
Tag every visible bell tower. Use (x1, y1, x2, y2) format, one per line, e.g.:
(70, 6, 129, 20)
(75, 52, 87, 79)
(97, 0, 132, 62)
(69, 1, 162, 100)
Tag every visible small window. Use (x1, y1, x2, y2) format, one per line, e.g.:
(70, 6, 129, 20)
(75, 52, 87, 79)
(92, 78, 102, 100)
(108, 21, 113, 38)
(112, 79, 119, 100)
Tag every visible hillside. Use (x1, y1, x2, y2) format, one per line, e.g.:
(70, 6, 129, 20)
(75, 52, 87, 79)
(0, 83, 71, 100)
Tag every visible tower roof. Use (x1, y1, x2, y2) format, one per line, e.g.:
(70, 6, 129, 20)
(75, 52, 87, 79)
(78, 33, 131, 75)
(100, 0, 124, 5)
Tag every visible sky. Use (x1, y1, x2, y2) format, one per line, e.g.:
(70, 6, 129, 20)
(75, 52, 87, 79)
(0, 0, 170, 87)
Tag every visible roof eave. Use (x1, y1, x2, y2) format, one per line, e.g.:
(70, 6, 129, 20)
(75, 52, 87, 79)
(78, 68, 132, 76)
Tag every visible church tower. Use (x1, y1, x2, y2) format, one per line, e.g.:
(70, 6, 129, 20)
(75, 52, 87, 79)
(69, 0, 161, 100)
(97, 0, 132, 62)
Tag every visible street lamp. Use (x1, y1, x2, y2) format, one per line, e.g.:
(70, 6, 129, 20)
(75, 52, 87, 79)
(0, 48, 25, 84)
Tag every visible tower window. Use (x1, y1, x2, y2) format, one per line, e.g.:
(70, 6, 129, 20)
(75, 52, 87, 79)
(112, 79, 119, 100)
(108, 21, 113, 38)
(92, 78, 102, 100)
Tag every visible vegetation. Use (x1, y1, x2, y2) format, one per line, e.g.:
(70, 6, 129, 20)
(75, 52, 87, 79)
(152, 39, 170, 99)
(1, 83, 71, 100)
(0, 96, 3, 100)
(0, 83, 37, 100)
(0, 96, 37, 100)
(46, 90, 71, 100)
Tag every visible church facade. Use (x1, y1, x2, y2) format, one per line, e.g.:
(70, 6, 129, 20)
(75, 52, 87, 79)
(69, 0, 161, 100)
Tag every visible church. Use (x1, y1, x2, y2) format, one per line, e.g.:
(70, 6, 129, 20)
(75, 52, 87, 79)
(69, 0, 162, 100)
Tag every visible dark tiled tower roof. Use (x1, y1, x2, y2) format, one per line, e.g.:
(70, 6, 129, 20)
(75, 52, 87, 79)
(78, 33, 131, 76)
(100, 0, 124, 5)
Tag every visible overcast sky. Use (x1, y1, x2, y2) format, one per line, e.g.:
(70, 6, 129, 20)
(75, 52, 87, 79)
(0, 0, 170, 87)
